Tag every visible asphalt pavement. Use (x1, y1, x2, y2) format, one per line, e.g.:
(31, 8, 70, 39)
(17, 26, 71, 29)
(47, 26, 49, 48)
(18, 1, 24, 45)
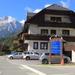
(0, 56, 38, 75)
(0, 56, 75, 75)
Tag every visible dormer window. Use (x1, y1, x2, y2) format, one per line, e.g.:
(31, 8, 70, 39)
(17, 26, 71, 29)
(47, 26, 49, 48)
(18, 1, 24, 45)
(50, 17, 62, 22)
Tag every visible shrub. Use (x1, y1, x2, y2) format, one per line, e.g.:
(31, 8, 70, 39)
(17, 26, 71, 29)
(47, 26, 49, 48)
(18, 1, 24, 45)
(0, 52, 5, 56)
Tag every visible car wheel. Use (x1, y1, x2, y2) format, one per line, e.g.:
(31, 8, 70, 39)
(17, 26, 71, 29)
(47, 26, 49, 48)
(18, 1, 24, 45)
(42, 59, 49, 64)
(10, 56, 13, 59)
(64, 58, 68, 63)
(26, 56, 30, 60)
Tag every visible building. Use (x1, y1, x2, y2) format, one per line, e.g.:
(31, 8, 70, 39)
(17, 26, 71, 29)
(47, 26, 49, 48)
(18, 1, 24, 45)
(21, 4, 75, 62)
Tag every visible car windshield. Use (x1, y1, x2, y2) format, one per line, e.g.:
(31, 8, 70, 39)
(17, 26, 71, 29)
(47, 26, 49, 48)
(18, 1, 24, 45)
(45, 53, 49, 55)
(14, 52, 18, 55)
(34, 52, 39, 55)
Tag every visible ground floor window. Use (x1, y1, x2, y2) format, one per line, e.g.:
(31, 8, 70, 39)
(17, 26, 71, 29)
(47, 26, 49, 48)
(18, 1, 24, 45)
(40, 42, 48, 50)
(33, 42, 38, 49)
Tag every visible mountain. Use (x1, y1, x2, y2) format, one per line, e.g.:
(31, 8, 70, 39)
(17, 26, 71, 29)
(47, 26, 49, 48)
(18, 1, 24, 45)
(0, 16, 23, 38)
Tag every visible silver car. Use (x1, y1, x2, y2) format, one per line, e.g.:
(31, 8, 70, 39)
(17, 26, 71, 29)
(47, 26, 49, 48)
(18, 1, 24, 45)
(8, 52, 23, 59)
(39, 53, 71, 64)
(23, 51, 39, 60)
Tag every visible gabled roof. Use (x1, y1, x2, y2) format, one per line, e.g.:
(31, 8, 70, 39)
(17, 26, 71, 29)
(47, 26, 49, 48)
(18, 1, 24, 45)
(25, 4, 75, 28)
(46, 4, 71, 11)
(27, 12, 36, 20)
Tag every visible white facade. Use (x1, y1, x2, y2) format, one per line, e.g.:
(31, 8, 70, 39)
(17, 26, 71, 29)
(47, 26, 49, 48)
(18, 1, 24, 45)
(72, 50, 75, 62)
(24, 40, 49, 55)
(24, 10, 75, 62)
(28, 24, 75, 36)
(24, 24, 75, 62)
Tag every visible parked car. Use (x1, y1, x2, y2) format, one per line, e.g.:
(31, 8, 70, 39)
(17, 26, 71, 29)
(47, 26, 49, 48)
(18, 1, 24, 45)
(23, 51, 39, 60)
(39, 52, 71, 64)
(8, 52, 23, 59)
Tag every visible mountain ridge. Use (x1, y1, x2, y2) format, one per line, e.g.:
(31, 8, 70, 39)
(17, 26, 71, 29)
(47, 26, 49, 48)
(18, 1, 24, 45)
(0, 16, 23, 38)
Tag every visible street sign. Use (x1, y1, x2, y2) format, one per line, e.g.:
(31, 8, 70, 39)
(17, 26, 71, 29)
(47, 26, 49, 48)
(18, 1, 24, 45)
(49, 37, 64, 64)
(50, 40, 62, 55)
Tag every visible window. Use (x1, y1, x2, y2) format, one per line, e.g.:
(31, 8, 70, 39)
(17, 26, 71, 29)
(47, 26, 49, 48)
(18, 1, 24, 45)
(40, 42, 48, 50)
(50, 17, 61, 22)
(30, 52, 33, 54)
(45, 53, 49, 55)
(62, 30, 70, 36)
(14, 52, 18, 55)
(51, 30, 56, 35)
(33, 42, 38, 49)
(41, 29, 48, 35)
(18, 52, 22, 55)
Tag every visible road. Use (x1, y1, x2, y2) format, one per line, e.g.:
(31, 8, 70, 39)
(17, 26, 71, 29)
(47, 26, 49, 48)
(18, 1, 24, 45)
(0, 56, 39, 75)
(0, 56, 75, 75)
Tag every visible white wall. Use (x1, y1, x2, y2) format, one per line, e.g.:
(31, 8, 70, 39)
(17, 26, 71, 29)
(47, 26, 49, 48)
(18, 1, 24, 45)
(72, 50, 75, 62)
(24, 40, 49, 55)
(28, 25, 75, 36)
(28, 24, 40, 34)
(70, 28, 75, 36)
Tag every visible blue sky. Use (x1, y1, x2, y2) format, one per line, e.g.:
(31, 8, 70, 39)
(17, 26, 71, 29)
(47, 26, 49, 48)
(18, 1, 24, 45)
(0, 0, 75, 21)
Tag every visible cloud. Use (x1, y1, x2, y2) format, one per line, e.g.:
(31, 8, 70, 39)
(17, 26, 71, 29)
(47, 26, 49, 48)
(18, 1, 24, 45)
(25, 7, 33, 12)
(60, 0, 70, 8)
(60, 1, 68, 8)
(20, 20, 25, 26)
(25, 7, 41, 13)
(33, 9, 41, 13)
(44, 4, 52, 8)
(33, 4, 52, 13)
(25, 4, 52, 13)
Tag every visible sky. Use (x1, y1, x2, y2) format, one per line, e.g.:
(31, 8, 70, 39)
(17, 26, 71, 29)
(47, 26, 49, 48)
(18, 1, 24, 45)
(0, 0, 75, 22)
